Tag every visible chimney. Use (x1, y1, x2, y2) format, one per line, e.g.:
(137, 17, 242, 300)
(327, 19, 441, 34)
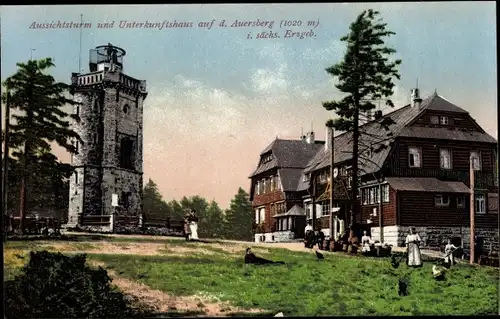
(411, 88, 422, 109)
(325, 127, 332, 151)
(306, 131, 315, 144)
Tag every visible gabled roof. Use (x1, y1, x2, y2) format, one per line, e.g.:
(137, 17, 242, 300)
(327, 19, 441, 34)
(421, 91, 469, 114)
(250, 139, 324, 177)
(303, 93, 497, 176)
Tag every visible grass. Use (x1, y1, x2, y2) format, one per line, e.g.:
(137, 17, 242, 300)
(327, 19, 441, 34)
(4, 236, 499, 316)
(90, 248, 498, 316)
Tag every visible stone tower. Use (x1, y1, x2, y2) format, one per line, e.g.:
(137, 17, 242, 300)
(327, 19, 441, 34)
(66, 44, 148, 232)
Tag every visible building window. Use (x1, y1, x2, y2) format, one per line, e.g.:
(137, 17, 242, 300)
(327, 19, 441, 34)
(475, 194, 486, 214)
(430, 115, 439, 124)
(121, 191, 131, 209)
(305, 203, 312, 219)
(262, 179, 267, 194)
(440, 149, 452, 169)
(347, 176, 352, 189)
(75, 172, 79, 184)
(270, 176, 276, 191)
(119, 137, 135, 170)
(408, 147, 421, 168)
(457, 196, 465, 208)
(470, 151, 481, 171)
(75, 140, 79, 153)
(322, 201, 330, 216)
(255, 181, 260, 196)
(259, 207, 266, 222)
(276, 176, 282, 191)
(362, 188, 369, 205)
(318, 171, 328, 184)
(276, 202, 286, 215)
(255, 209, 260, 224)
(369, 188, 375, 204)
(75, 105, 80, 117)
(440, 116, 449, 125)
(435, 195, 450, 207)
(382, 184, 389, 203)
(266, 178, 271, 193)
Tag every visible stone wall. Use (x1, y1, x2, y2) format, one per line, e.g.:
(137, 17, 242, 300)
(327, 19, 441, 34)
(370, 225, 500, 252)
(254, 231, 295, 243)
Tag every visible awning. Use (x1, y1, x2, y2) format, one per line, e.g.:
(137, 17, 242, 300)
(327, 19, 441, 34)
(273, 204, 305, 218)
(385, 177, 470, 193)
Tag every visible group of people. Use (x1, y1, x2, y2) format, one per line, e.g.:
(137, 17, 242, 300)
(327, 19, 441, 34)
(305, 222, 463, 268)
(183, 209, 199, 241)
(303, 221, 361, 253)
(405, 227, 461, 267)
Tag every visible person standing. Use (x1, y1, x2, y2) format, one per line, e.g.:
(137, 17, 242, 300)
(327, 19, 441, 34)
(304, 221, 314, 248)
(189, 209, 199, 240)
(184, 211, 192, 241)
(444, 239, 459, 266)
(361, 230, 372, 254)
(405, 227, 422, 267)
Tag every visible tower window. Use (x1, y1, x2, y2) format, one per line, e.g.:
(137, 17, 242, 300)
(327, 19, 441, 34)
(121, 191, 131, 209)
(119, 137, 134, 170)
(123, 104, 129, 114)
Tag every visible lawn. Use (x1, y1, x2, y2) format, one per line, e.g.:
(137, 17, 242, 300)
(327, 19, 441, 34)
(4, 236, 499, 316)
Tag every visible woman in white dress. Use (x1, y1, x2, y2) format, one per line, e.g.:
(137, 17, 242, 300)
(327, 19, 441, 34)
(444, 239, 459, 266)
(188, 210, 199, 240)
(405, 227, 422, 267)
(361, 230, 372, 254)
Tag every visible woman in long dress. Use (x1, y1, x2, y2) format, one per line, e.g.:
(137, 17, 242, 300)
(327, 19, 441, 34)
(444, 239, 459, 266)
(188, 210, 199, 240)
(184, 212, 192, 241)
(405, 227, 422, 267)
(361, 231, 372, 254)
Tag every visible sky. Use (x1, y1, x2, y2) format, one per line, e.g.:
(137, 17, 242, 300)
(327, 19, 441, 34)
(1, 2, 497, 209)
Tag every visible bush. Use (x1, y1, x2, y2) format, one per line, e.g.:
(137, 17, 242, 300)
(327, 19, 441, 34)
(5, 250, 138, 318)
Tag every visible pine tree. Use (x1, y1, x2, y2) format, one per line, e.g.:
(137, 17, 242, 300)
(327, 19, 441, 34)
(142, 179, 171, 220)
(224, 187, 253, 241)
(322, 9, 401, 230)
(2, 58, 81, 233)
(199, 200, 226, 239)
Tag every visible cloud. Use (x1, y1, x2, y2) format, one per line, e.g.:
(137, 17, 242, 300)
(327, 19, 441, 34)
(302, 39, 346, 62)
(249, 43, 290, 96)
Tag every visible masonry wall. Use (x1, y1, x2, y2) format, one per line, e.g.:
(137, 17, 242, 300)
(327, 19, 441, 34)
(371, 225, 499, 253)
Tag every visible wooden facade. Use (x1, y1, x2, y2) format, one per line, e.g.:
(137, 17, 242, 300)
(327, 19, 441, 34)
(250, 92, 498, 242)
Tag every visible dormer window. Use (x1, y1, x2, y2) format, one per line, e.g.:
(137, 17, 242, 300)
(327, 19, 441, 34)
(439, 116, 449, 125)
(303, 173, 310, 182)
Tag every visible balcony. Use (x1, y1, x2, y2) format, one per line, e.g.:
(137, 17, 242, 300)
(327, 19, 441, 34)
(72, 71, 104, 87)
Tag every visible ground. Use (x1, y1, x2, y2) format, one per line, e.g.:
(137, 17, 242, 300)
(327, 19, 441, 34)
(4, 233, 499, 316)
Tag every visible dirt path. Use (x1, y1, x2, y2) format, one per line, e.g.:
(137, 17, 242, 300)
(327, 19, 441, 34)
(89, 260, 267, 317)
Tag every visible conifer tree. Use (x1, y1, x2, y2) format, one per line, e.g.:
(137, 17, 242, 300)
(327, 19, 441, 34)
(322, 10, 401, 229)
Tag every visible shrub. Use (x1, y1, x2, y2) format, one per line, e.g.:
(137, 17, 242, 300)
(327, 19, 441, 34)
(5, 250, 138, 318)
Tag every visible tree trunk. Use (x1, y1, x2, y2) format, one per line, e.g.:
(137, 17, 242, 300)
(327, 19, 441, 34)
(350, 100, 360, 231)
(19, 106, 34, 235)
